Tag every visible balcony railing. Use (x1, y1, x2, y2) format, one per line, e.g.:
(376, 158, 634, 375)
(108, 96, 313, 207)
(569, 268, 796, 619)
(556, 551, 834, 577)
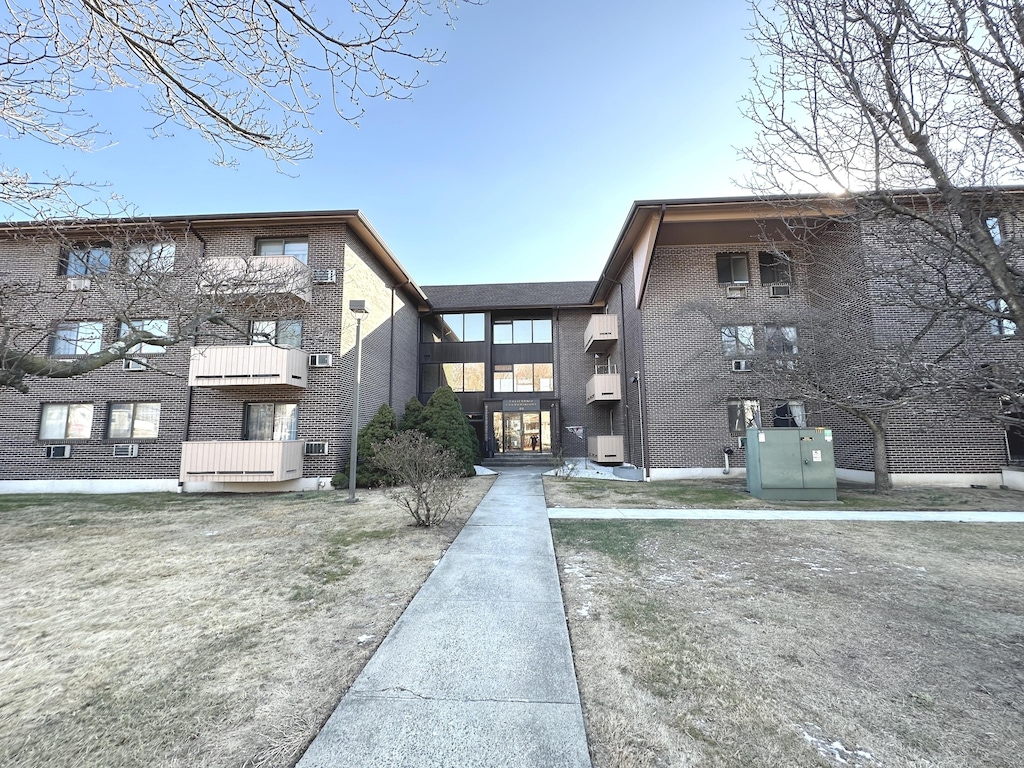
(584, 314, 619, 353)
(188, 345, 308, 388)
(200, 255, 312, 302)
(180, 440, 305, 483)
(586, 372, 622, 404)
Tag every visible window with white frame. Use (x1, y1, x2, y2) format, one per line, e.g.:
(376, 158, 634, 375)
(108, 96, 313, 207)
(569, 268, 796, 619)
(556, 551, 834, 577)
(716, 252, 750, 284)
(721, 325, 755, 356)
(774, 401, 807, 427)
(250, 319, 303, 347)
(61, 243, 111, 276)
(120, 319, 169, 354)
(108, 402, 161, 439)
(765, 324, 799, 356)
(127, 242, 176, 273)
(256, 237, 308, 263)
(245, 403, 298, 441)
(39, 403, 93, 439)
(987, 299, 1017, 336)
(51, 321, 103, 355)
(728, 399, 761, 435)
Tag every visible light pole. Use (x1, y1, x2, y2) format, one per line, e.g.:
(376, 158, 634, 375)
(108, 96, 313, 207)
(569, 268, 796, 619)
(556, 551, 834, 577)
(347, 300, 369, 503)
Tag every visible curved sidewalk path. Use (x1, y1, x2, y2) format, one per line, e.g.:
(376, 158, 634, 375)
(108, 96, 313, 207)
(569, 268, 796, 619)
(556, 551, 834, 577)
(296, 467, 591, 768)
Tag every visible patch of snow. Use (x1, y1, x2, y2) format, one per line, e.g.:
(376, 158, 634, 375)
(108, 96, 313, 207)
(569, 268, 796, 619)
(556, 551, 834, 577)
(577, 603, 591, 618)
(799, 723, 881, 767)
(543, 462, 637, 481)
(474, 465, 498, 475)
(357, 635, 375, 645)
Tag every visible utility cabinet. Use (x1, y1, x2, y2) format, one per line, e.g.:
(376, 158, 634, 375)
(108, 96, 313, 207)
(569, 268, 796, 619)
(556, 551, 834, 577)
(745, 428, 837, 501)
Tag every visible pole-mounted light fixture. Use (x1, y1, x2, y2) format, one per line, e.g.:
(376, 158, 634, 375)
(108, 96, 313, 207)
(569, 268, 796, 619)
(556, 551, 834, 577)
(347, 300, 369, 503)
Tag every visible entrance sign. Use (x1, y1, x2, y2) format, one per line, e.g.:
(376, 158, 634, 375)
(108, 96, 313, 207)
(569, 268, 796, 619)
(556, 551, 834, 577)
(503, 397, 541, 412)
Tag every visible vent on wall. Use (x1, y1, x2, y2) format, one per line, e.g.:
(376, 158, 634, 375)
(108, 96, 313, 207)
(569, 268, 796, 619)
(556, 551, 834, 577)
(123, 357, 148, 371)
(308, 353, 333, 368)
(725, 285, 747, 299)
(732, 359, 753, 372)
(113, 444, 139, 458)
(769, 284, 792, 297)
(312, 269, 337, 284)
(304, 441, 329, 456)
(46, 445, 71, 459)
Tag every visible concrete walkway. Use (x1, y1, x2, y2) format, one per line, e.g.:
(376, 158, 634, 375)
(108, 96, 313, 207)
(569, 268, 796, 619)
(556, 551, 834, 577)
(548, 507, 1024, 521)
(296, 468, 591, 768)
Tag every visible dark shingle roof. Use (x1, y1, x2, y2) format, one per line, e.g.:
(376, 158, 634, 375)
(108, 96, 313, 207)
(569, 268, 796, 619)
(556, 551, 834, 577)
(422, 281, 597, 311)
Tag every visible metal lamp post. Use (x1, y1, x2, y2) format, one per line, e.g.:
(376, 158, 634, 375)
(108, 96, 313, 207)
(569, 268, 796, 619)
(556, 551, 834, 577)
(347, 300, 369, 502)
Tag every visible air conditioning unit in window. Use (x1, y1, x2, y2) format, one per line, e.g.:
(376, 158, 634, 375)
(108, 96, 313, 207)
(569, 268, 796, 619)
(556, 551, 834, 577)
(308, 353, 333, 368)
(732, 359, 753, 372)
(113, 444, 139, 458)
(46, 445, 71, 459)
(312, 269, 337, 284)
(123, 357, 148, 371)
(725, 285, 747, 299)
(304, 441, 329, 456)
(738, 436, 748, 449)
(769, 284, 792, 297)
(67, 277, 92, 291)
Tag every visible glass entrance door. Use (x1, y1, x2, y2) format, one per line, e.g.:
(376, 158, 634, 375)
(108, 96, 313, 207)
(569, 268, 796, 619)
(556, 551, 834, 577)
(492, 411, 551, 453)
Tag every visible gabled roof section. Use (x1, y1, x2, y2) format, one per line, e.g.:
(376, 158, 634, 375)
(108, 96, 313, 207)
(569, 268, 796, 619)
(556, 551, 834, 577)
(421, 281, 598, 311)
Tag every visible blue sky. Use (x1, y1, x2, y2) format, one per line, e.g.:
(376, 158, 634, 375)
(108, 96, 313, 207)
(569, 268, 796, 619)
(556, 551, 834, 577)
(6, 1, 758, 286)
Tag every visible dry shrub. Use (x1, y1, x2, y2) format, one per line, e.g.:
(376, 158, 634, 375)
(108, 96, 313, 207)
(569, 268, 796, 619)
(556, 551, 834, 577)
(372, 431, 464, 526)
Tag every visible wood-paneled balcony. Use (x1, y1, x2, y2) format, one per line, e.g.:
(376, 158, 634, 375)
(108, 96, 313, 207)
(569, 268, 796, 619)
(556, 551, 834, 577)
(586, 372, 622, 404)
(584, 314, 619, 353)
(188, 345, 308, 388)
(588, 435, 624, 464)
(200, 255, 312, 303)
(180, 440, 305, 483)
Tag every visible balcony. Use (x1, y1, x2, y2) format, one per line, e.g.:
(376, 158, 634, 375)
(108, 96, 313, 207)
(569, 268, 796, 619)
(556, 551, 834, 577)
(584, 314, 618, 353)
(180, 440, 305, 483)
(586, 367, 621, 404)
(200, 255, 312, 302)
(188, 345, 308, 388)
(588, 435, 624, 464)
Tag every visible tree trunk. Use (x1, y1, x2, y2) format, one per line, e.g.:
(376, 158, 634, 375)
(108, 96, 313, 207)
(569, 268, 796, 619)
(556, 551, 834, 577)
(869, 412, 892, 492)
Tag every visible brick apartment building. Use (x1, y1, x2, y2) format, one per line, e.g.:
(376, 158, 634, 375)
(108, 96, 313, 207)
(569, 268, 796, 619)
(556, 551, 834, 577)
(0, 196, 1021, 493)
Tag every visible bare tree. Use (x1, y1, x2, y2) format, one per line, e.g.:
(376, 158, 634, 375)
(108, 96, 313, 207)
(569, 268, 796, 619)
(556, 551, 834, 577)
(1, 0, 476, 216)
(744, 0, 1024, 327)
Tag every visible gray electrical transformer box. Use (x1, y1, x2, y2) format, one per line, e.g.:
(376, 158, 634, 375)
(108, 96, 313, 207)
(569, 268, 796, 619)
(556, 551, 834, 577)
(745, 428, 837, 501)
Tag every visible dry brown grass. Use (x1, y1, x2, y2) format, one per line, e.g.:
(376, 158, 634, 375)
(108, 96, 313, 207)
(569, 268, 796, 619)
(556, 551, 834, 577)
(552, 519, 1024, 768)
(0, 478, 493, 768)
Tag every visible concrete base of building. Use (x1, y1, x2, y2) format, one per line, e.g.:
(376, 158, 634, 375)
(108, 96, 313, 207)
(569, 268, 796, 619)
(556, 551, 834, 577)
(1001, 466, 1024, 491)
(0, 478, 180, 494)
(181, 477, 332, 493)
(837, 469, 1005, 488)
(648, 467, 748, 481)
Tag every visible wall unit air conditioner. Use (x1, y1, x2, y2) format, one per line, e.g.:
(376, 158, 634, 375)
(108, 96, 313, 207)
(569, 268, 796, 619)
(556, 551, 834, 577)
(308, 353, 333, 368)
(725, 285, 747, 299)
(304, 441, 329, 456)
(312, 269, 337, 284)
(738, 436, 748, 448)
(123, 357, 148, 371)
(67, 277, 92, 291)
(732, 359, 753, 372)
(46, 445, 71, 459)
(113, 444, 139, 458)
(769, 284, 792, 297)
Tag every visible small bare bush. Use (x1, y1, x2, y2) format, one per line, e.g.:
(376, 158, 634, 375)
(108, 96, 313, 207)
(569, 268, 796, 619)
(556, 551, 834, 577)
(371, 431, 465, 526)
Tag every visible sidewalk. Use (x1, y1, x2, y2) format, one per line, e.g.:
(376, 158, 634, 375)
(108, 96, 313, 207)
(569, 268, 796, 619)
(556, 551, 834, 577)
(548, 507, 1024, 521)
(296, 468, 591, 768)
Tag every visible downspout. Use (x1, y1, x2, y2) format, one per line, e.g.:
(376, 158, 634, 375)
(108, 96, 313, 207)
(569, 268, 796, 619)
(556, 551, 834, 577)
(179, 223, 207, 488)
(635, 204, 666, 481)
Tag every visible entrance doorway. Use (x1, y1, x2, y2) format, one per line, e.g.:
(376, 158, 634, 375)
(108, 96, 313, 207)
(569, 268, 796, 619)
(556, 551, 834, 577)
(493, 411, 551, 453)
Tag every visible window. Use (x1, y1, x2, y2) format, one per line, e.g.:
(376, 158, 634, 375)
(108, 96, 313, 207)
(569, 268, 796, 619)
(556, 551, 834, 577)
(494, 363, 553, 392)
(251, 319, 303, 347)
(120, 319, 169, 354)
(256, 237, 308, 264)
(431, 313, 485, 342)
(39, 403, 93, 439)
(51, 321, 103, 356)
(987, 299, 1017, 336)
(61, 243, 111, 276)
(774, 401, 807, 428)
(421, 362, 485, 392)
(108, 402, 161, 439)
(716, 252, 749, 284)
(245, 403, 298, 441)
(493, 318, 552, 344)
(721, 325, 755, 356)
(986, 216, 1003, 246)
(728, 399, 761, 435)
(127, 242, 175, 273)
(758, 251, 791, 284)
(765, 325, 799, 356)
